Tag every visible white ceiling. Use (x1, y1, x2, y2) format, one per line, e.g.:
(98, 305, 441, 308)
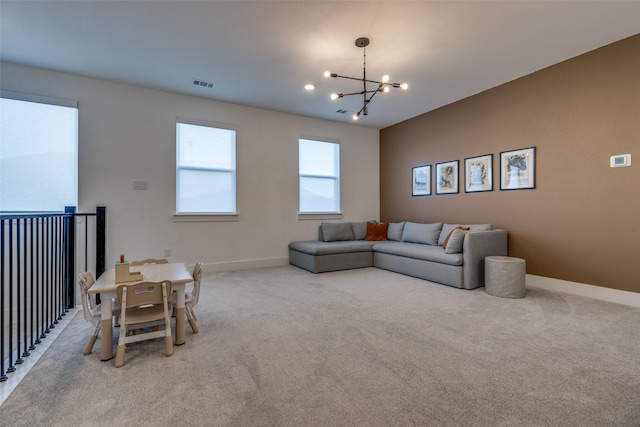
(1, 1, 639, 129)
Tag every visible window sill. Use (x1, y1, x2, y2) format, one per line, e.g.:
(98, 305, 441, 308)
(298, 212, 343, 221)
(172, 213, 239, 223)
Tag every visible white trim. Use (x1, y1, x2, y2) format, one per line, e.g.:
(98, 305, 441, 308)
(176, 116, 235, 131)
(202, 257, 289, 273)
(0, 90, 78, 108)
(297, 212, 343, 220)
(172, 213, 239, 222)
(526, 274, 640, 308)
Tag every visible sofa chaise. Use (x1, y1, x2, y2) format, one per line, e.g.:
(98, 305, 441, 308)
(288, 221, 508, 290)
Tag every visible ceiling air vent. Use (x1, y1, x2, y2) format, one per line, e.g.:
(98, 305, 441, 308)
(192, 78, 216, 89)
(336, 109, 348, 114)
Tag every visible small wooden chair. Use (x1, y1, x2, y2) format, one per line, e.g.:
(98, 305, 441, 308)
(115, 280, 173, 368)
(170, 262, 202, 333)
(79, 272, 121, 355)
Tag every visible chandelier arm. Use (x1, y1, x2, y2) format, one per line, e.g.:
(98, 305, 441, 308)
(331, 74, 365, 83)
(331, 74, 384, 86)
(334, 74, 384, 85)
(340, 91, 366, 97)
(339, 90, 383, 97)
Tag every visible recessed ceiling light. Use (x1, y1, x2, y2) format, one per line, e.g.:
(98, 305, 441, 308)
(304, 83, 315, 91)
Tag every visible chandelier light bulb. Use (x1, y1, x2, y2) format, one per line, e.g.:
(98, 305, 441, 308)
(304, 84, 315, 91)
(382, 75, 389, 83)
(400, 83, 409, 90)
(324, 71, 331, 78)
(383, 86, 390, 93)
(352, 113, 360, 121)
(330, 93, 339, 100)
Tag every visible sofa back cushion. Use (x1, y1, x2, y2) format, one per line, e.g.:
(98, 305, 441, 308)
(401, 222, 443, 246)
(387, 222, 405, 241)
(320, 222, 354, 242)
(350, 221, 369, 240)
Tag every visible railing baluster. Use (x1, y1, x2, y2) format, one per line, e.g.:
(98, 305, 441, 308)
(29, 218, 36, 351)
(21, 218, 30, 359)
(7, 219, 16, 374)
(1, 218, 8, 381)
(44, 216, 49, 333)
(37, 217, 44, 342)
(15, 219, 23, 365)
(53, 216, 59, 324)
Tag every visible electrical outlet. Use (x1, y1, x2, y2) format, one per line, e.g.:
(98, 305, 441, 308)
(133, 180, 148, 190)
(164, 248, 171, 257)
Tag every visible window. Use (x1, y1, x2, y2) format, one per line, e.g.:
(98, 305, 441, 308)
(0, 92, 78, 212)
(299, 138, 340, 213)
(176, 118, 236, 214)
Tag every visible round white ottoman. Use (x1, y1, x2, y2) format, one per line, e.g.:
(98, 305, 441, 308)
(485, 256, 526, 298)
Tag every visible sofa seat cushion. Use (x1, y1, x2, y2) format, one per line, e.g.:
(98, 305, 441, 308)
(289, 240, 378, 256)
(372, 241, 463, 266)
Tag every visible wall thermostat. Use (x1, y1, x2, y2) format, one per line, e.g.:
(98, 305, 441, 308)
(610, 154, 631, 168)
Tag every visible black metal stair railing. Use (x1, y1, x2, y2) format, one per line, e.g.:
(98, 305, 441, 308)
(1, 206, 106, 381)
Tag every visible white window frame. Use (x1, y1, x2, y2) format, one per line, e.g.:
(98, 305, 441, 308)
(298, 137, 341, 218)
(175, 117, 237, 222)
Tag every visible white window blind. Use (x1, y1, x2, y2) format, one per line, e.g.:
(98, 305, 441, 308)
(176, 119, 236, 214)
(299, 138, 340, 213)
(0, 92, 78, 212)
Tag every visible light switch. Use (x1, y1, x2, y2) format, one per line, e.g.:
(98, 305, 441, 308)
(133, 180, 148, 190)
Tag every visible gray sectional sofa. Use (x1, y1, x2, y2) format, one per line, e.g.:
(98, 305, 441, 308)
(288, 221, 508, 290)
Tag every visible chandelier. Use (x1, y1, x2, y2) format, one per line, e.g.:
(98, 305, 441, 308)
(324, 37, 408, 121)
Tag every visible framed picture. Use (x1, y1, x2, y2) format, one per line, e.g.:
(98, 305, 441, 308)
(464, 154, 493, 193)
(435, 160, 459, 194)
(500, 147, 536, 190)
(412, 164, 431, 196)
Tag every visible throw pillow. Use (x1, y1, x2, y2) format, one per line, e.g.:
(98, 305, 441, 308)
(320, 222, 354, 242)
(442, 226, 470, 249)
(444, 228, 470, 254)
(387, 222, 405, 241)
(401, 222, 443, 246)
(438, 223, 461, 246)
(365, 222, 389, 241)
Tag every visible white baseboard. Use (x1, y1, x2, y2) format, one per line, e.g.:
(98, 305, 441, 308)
(203, 257, 289, 273)
(526, 274, 640, 308)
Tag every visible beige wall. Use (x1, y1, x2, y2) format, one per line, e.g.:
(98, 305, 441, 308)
(380, 34, 640, 293)
(1, 62, 380, 271)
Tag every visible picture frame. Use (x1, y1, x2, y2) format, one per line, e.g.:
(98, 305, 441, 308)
(435, 160, 459, 194)
(464, 154, 493, 193)
(500, 147, 536, 190)
(411, 164, 431, 196)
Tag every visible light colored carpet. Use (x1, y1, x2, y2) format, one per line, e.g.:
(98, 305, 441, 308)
(1, 266, 639, 426)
